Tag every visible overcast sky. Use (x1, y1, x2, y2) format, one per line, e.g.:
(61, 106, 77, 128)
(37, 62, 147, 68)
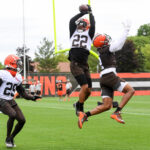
(0, 0, 149, 64)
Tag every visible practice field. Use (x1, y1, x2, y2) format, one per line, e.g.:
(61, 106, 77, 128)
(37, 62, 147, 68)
(0, 96, 150, 150)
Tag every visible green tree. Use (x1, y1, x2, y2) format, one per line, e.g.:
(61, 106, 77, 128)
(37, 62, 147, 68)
(115, 40, 145, 72)
(0, 62, 4, 69)
(128, 36, 150, 72)
(35, 38, 59, 73)
(141, 44, 150, 71)
(129, 36, 150, 50)
(137, 24, 150, 36)
(55, 52, 69, 63)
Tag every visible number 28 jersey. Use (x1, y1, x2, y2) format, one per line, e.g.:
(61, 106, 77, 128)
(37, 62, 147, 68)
(0, 70, 22, 100)
(70, 30, 92, 51)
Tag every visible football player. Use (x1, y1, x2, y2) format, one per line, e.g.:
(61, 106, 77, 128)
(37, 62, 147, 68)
(77, 20, 135, 129)
(56, 80, 63, 101)
(0, 54, 41, 147)
(64, 79, 72, 102)
(68, 4, 95, 115)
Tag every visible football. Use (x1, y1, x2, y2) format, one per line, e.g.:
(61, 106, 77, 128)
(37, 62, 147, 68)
(79, 4, 88, 13)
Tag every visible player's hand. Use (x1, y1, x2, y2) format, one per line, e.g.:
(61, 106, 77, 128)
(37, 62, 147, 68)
(122, 19, 132, 32)
(32, 95, 42, 101)
(87, 4, 92, 13)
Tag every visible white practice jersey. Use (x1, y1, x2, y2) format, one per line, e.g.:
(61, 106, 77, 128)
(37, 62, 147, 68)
(35, 83, 41, 91)
(0, 70, 22, 100)
(70, 30, 92, 51)
(66, 82, 72, 90)
(30, 84, 35, 92)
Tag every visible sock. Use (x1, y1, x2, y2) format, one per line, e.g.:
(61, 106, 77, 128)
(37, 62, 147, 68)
(115, 107, 122, 112)
(85, 111, 91, 117)
(79, 102, 84, 112)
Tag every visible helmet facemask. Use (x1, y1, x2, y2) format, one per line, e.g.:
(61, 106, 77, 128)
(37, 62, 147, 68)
(16, 59, 23, 73)
(75, 18, 90, 32)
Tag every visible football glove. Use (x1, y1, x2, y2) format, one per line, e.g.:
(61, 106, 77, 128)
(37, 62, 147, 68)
(87, 4, 92, 13)
(122, 19, 131, 32)
(32, 95, 42, 101)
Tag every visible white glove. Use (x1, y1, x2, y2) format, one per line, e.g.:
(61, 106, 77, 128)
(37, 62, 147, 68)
(122, 19, 132, 32)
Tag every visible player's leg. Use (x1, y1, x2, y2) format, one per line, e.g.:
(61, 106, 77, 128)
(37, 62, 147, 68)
(1, 102, 16, 139)
(0, 100, 17, 147)
(111, 78, 135, 124)
(73, 83, 89, 113)
(63, 94, 67, 101)
(5, 104, 26, 148)
(67, 89, 71, 101)
(76, 64, 92, 113)
(70, 61, 90, 113)
(78, 86, 113, 129)
(10, 104, 26, 139)
(97, 101, 119, 108)
(119, 84, 135, 108)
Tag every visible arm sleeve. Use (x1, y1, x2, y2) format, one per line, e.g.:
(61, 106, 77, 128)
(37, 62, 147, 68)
(89, 13, 95, 39)
(16, 84, 34, 100)
(69, 13, 86, 37)
(109, 29, 129, 53)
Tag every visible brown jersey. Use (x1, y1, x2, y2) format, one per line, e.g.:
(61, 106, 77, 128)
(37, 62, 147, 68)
(97, 46, 116, 70)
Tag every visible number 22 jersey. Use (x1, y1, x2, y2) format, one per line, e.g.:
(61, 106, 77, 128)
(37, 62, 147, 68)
(0, 70, 22, 100)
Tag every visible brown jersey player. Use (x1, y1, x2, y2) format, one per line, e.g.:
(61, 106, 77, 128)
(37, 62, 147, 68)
(77, 20, 135, 129)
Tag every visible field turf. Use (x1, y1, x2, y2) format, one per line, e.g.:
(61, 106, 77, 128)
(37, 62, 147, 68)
(0, 96, 150, 150)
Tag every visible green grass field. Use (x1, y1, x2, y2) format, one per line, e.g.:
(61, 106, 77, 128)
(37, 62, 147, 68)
(0, 96, 150, 150)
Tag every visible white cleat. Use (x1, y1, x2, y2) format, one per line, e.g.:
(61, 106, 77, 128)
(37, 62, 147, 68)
(6, 142, 16, 148)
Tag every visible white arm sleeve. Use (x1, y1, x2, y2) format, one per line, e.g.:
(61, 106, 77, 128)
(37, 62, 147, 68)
(109, 29, 129, 53)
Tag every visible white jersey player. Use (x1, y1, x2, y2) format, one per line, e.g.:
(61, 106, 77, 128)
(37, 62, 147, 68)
(35, 80, 42, 96)
(68, 4, 95, 115)
(0, 54, 41, 148)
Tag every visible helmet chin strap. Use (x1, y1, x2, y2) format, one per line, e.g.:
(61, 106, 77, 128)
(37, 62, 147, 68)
(77, 28, 86, 33)
(6, 69, 17, 77)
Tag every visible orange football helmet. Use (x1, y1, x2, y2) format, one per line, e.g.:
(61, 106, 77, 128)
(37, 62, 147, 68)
(93, 34, 111, 48)
(4, 54, 22, 72)
(76, 18, 90, 32)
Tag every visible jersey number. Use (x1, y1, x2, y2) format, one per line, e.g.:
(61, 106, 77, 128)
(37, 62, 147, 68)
(3, 82, 17, 97)
(72, 34, 88, 48)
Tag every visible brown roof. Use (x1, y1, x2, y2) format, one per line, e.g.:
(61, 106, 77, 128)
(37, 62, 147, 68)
(57, 62, 70, 72)
(31, 62, 70, 72)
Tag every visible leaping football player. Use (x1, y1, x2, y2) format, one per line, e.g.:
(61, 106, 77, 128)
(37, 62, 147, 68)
(68, 4, 95, 115)
(78, 20, 135, 129)
(0, 54, 41, 147)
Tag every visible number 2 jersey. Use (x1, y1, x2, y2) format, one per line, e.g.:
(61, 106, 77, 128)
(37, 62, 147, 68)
(69, 12, 95, 64)
(0, 70, 22, 100)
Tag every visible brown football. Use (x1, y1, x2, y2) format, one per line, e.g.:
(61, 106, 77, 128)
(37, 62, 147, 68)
(79, 4, 88, 12)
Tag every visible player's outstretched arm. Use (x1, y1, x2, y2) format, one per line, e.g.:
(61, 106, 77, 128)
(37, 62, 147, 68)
(109, 20, 132, 52)
(16, 84, 42, 101)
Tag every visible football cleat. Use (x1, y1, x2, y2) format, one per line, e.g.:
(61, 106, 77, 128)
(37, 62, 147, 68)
(78, 112, 87, 129)
(5, 137, 16, 148)
(110, 111, 125, 124)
